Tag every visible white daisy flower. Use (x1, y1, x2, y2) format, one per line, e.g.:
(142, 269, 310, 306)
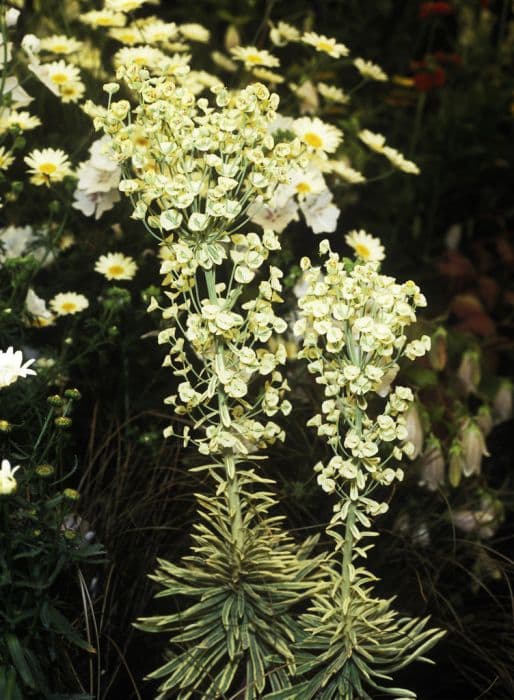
(0, 347, 36, 389)
(50, 292, 89, 316)
(318, 83, 350, 104)
(294, 116, 343, 153)
(269, 21, 300, 47)
(286, 167, 326, 198)
(24, 148, 72, 186)
(302, 32, 349, 58)
(80, 10, 127, 28)
(354, 58, 388, 82)
(0, 110, 41, 132)
(382, 146, 420, 175)
(105, 0, 149, 11)
(30, 60, 85, 103)
(358, 129, 387, 153)
(39, 35, 83, 55)
(328, 160, 366, 183)
(94, 252, 138, 280)
(230, 46, 280, 69)
(178, 23, 210, 43)
(345, 230, 385, 262)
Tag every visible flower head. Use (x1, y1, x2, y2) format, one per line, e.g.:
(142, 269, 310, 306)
(24, 148, 72, 186)
(0, 459, 20, 495)
(0, 347, 36, 388)
(302, 32, 349, 58)
(95, 252, 138, 280)
(354, 58, 388, 82)
(294, 116, 343, 153)
(50, 292, 89, 316)
(39, 34, 83, 55)
(230, 46, 280, 69)
(345, 230, 385, 262)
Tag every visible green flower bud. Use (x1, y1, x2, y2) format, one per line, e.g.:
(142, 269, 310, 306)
(64, 388, 82, 401)
(54, 416, 72, 429)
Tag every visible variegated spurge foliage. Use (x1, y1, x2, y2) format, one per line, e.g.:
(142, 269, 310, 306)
(99, 69, 319, 699)
(274, 240, 445, 700)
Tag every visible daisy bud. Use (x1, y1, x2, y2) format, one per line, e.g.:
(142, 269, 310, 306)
(36, 464, 55, 478)
(0, 420, 11, 432)
(64, 388, 81, 401)
(63, 488, 80, 501)
(54, 416, 72, 429)
(47, 394, 64, 407)
(460, 420, 489, 477)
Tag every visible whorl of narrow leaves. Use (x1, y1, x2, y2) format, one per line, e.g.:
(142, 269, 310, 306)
(136, 473, 319, 700)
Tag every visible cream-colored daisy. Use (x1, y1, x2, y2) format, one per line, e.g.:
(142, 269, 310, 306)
(0, 147, 15, 171)
(24, 148, 72, 186)
(251, 67, 284, 84)
(178, 23, 210, 43)
(230, 45, 280, 69)
(345, 230, 385, 262)
(318, 82, 350, 104)
(287, 167, 326, 197)
(114, 45, 174, 70)
(354, 57, 388, 82)
(383, 146, 420, 175)
(30, 60, 85, 103)
(135, 18, 178, 44)
(80, 10, 126, 28)
(50, 292, 89, 316)
(108, 26, 140, 44)
(302, 32, 349, 59)
(94, 252, 138, 280)
(211, 51, 237, 72)
(39, 35, 83, 55)
(269, 21, 300, 47)
(358, 129, 387, 153)
(328, 159, 366, 183)
(105, 0, 149, 11)
(0, 110, 41, 132)
(293, 116, 343, 153)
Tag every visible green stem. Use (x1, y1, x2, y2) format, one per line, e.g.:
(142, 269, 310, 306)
(203, 267, 245, 567)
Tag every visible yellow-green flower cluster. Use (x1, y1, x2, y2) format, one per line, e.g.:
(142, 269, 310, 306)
(294, 238, 430, 528)
(98, 73, 304, 461)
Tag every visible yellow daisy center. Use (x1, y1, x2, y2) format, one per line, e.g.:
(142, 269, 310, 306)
(354, 243, 371, 259)
(317, 40, 334, 53)
(61, 302, 77, 312)
(304, 132, 323, 149)
(108, 264, 125, 277)
(51, 44, 68, 53)
(296, 182, 311, 194)
(246, 54, 262, 64)
(38, 162, 58, 175)
(51, 73, 69, 85)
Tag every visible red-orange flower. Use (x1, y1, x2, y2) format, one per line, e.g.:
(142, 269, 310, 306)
(419, 2, 455, 19)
